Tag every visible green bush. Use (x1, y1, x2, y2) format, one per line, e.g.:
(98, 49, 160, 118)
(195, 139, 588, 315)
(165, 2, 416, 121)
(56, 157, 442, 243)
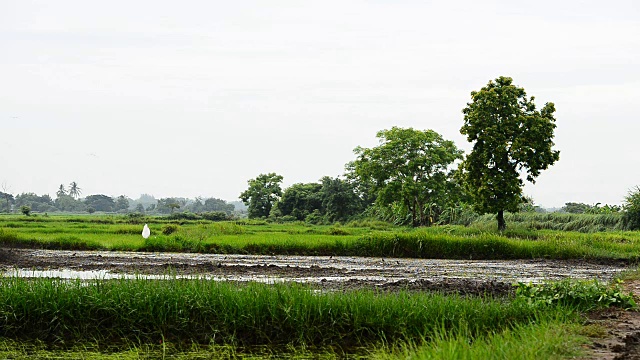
(201, 211, 229, 221)
(623, 186, 640, 231)
(515, 279, 636, 310)
(168, 212, 200, 220)
(162, 224, 180, 235)
(20, 206, 31, 216)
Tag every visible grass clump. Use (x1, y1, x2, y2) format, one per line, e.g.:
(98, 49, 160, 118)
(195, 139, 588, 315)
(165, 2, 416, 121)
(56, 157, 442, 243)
(0, 277, 577, 351)
(161, 223, 180, 235)
(370, 321, 588, 360)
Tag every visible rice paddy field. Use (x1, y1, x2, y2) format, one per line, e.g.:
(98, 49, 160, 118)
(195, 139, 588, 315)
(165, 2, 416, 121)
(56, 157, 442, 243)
(1, 213, 639, 359)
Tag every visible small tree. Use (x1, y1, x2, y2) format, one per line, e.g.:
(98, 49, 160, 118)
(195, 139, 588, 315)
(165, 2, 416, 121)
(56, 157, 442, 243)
(460, 76, 560, 231)
(21, 205, 31, 216)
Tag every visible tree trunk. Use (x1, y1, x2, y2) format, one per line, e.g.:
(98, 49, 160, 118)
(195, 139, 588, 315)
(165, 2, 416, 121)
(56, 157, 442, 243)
(497, 210, 506, 231)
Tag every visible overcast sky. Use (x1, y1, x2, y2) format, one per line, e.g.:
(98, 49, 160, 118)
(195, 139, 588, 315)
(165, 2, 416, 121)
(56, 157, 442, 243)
(1, 0, 639, 208)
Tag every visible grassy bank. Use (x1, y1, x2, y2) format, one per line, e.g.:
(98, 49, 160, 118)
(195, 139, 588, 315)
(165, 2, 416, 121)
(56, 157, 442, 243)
(0, 277, 633, 358)
(2, 214, 640, 261)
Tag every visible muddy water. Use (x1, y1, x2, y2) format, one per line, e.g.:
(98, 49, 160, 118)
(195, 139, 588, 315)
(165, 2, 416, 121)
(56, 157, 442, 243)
(0, 249, 629, 290)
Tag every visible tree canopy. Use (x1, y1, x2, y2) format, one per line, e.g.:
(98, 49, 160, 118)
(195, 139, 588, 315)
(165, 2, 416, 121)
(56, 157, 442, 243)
(348, 127, 463, 227)
(84, 194, 115, 212)
(240, 173, 283, 218)
(460, 76, 560, 230)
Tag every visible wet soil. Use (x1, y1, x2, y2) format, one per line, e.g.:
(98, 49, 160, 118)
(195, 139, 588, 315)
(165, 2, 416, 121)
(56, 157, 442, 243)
(0, 248, 630, 297)
(583, 280, 640, 360)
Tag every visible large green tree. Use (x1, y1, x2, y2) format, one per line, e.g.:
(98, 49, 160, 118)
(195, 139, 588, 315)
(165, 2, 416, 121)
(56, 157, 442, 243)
(55, 195, 85, 212)
(319, 176, 363, 223)
(115, 195, 130, 212)
(460, 76, 560, 230)
(276, 182, 323, 221)
(240, 173, 283, 219)
(348, 127, 463, 227)
(83, 194, 115, 212)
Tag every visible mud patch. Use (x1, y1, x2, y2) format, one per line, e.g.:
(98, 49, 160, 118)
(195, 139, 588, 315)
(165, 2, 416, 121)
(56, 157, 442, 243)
(582, 280, 640, 360)
(0, 248, 631, 296)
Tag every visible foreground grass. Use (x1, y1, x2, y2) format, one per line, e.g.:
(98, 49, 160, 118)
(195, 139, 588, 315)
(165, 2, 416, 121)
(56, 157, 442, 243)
(0, 277, 563, 348)
(1, 277, 633, 359)
(0, 322, 589, 359)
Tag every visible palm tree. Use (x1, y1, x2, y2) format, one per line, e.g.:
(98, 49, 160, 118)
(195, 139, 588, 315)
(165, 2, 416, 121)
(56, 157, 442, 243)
(68, 182, 82, 199)
(56, 184, 67, 198)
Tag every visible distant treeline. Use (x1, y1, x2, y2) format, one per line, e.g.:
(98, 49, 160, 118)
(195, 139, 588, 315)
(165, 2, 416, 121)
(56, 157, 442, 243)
(0, 191, 243, 216)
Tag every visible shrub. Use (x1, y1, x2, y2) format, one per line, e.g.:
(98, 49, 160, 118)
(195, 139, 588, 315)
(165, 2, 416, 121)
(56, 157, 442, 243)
(168, 212, 200, 220)
(124, 212, 146, 224)
(623, 186, 640, 231)
(20, 206, 31, 216)
(515, 280, 636, 310)
(162, 224, 180, 235)
(201, 211, 229, 221)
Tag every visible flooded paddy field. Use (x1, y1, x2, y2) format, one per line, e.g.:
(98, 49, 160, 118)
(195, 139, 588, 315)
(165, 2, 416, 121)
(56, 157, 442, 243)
(0, 248, 630, 296)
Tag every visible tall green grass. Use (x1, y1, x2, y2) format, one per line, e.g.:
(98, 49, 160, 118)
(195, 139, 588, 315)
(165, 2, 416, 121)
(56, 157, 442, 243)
(3, 214, 640, 260)
(0, 277, 576, 350)
(371, 321, 588, 360)
(471, 212, 625, 233)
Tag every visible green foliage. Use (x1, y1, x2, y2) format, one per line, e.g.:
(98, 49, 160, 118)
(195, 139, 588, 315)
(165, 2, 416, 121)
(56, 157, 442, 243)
(114, 195, 130, 212)
(471, 212, 624, 232)
(15, 193, 56, 213)
(460, 76, 560, 230)
(348, 127, 463, 227)
(156, 198, 183, 214)
(84, 194, 115, 212)
(372, 321, 588, 360)
(586, 203, 622, 214)
(319, 176, 364, 223)
(515, 280, 636, 310)
(3, 214, 640, 260)
(0, 277, 574, 351)
(124, 212, 147, 224)
(167, 212, 199, 220)
(438, 203, 479, 226)
(562, 202, 593, 214)
(277, 182, 323, 220)
(623, 186, 640, 230)
(68, 181, 82, 199)
(240, 173, 284, 218)
(55, 195, 86, 212)
(0, 191, 14, 212)
(201, 211, 230, 221)
(162, 224, 180, 235)
(20, 205, 31, 216)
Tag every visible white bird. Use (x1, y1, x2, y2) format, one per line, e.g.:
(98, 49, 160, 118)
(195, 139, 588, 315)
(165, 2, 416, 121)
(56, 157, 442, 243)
(142, 224, 150, 239)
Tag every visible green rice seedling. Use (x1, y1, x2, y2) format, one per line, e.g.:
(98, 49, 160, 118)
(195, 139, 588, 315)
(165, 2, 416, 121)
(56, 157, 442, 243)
(0, 228, 19, 243)
(112, 225, 147, 235)
(0, 277, 575, 352)
(369, 321, 588, 360)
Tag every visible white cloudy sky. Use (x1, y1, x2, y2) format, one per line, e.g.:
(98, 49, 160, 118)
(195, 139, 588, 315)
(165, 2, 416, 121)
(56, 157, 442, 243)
(1, 0, 639, 207)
